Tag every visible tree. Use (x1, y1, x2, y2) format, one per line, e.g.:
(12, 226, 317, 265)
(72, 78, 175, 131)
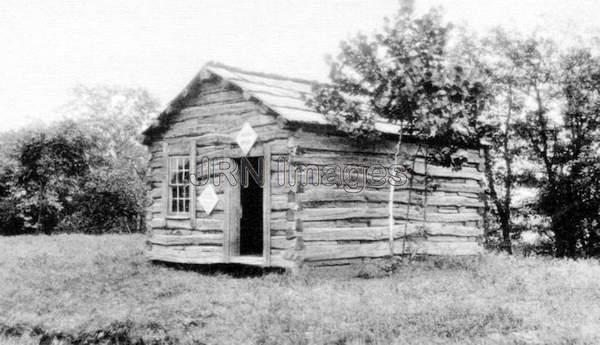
(539, 49, 600, 257)
(308, 1, 486, 255)
(0, 136, 23, 235)
(466, 29, 542, 253)
(17, 121, 91, 234)
(485, 33, 600, 258)
(0, 86, 160, 235)
(62, 85, 161, 232)
(62, 169, 147, 234)
(62, 85, 160, 177)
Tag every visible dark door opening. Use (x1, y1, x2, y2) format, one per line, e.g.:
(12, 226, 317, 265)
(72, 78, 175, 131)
(236, 157, 263, 256)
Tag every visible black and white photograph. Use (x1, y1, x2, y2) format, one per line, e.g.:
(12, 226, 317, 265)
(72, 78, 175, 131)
(1, 0, 600, 344)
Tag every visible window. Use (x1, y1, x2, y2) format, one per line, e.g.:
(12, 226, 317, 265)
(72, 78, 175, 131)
(169, 157, 190, 214)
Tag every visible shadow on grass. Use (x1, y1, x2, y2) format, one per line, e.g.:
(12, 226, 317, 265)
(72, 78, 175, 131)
(152, 260, 286, 278)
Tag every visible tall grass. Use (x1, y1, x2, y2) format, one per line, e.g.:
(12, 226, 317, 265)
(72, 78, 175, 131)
(1, 234, 599, 344)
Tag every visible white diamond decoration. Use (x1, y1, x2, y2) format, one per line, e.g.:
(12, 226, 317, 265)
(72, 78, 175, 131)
(198, 185, 219, 215)
(235, 122, 258, 156)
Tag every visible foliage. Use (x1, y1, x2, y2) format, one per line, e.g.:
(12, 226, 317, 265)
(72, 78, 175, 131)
(0, 198, 24, 236)
(450, 27, 600, 258)
(308, 1, 486, 155)
(62, 85, 159, 176)
(58, 169, 147, 234)
(465, 29, 556, 253)
(537, 49, 600, 257)
(307, 1, 600, 259)
(0, 85, 159, 235)
(306, 0, 488, 258)
(15, 121, 91, 234)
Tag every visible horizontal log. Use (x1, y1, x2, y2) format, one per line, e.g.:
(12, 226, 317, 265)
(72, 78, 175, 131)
(303, 239, 482, 261)
(149, 234, 223, 246)
(148, 243, 222, 252)
(178, 101, 259, 123)
(412, 159, 483, 181)
(300, 222, 481, 241)
(153, 229, 222, 236)
(299, 188, 483, 208)
(291, 133, 481, 164)
(166, 118, 287, 143)
(301, 226, 420, 241)
(194, 219, 224, 231)
(190, 90, 244, 106)
(151, 218, 223, 231)
(408, 240, 483, 255)
(165, 218, 195, 229)
(146, 245, 223, 264)
(298, 206, 482, 223)
(271, 220, 294, 231)
(271, 236, 293, 249)
(302, 220, 369, 229)
(165, 140, 190, 156)
(290, 153, 483, 181)
(151, 218, 166, 228)
(271, 194, 289, 210)
(290, 132, 481, 164)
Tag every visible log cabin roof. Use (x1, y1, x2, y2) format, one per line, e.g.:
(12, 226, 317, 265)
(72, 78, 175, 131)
(141, 62, 400, 145)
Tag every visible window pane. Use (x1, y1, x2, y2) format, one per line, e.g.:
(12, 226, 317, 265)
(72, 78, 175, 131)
(169, 157, 192, 214)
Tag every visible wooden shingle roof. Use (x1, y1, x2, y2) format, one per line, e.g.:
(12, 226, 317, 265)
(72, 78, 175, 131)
(142, 62, 401, 144)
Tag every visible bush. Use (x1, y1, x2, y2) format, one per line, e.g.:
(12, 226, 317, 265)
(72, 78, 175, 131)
(0, 198, 25, 236)
(62, 169, 147, 234)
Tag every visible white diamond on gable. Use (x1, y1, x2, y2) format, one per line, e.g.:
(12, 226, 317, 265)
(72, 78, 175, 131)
(198, 185, 219, 215)
(235, 122, 258, 156)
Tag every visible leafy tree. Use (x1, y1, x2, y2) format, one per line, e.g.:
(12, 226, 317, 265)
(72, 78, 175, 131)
(61, 85, 160, 232)
(482, 32, 600, 257)
(539, 49, 600, 257)
(465, 29, 547, 253)
(59, 169, 147, 234)
(16, 121, 91, 234)
(0, 85, 159, 236)
(308, 1, 486, 255)
(0, 145, 23, 235)
(62, 85, 160, 177)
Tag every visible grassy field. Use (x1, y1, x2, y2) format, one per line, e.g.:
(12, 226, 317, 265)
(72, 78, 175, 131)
(1, 235, 599, 345)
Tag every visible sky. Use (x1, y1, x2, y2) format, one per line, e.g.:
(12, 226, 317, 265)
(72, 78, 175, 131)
(1, 0, 599, 131)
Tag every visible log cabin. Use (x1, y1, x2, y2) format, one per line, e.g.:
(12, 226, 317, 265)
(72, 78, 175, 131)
(141, 62, 487, 270)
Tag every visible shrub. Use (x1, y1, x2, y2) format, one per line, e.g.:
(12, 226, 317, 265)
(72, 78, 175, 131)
(64, 169, 147, 234)
(0, 198, 25, 236)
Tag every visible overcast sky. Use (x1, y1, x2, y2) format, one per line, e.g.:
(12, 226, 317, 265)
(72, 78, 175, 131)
(1, 0, 599, 131)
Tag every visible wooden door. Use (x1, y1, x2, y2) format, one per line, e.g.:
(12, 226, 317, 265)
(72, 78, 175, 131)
(224, 158, 241, 262)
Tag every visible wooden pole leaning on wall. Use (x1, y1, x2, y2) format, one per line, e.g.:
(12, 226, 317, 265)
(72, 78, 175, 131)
(189, 139, 197, 228)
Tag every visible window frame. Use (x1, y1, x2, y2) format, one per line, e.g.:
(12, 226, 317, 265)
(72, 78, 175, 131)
(168, 156, 191, 215)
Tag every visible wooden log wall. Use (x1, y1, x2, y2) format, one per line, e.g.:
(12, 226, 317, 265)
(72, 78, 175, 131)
(145, 76, 486, 268)
(283, 129, 486, 265)
(146, 77, 295, 267)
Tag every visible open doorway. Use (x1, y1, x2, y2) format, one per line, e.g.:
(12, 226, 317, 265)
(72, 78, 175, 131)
(235, 157, 263, 256)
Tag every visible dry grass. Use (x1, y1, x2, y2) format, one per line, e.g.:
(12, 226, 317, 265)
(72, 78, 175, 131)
(1, 234, 599, 344)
